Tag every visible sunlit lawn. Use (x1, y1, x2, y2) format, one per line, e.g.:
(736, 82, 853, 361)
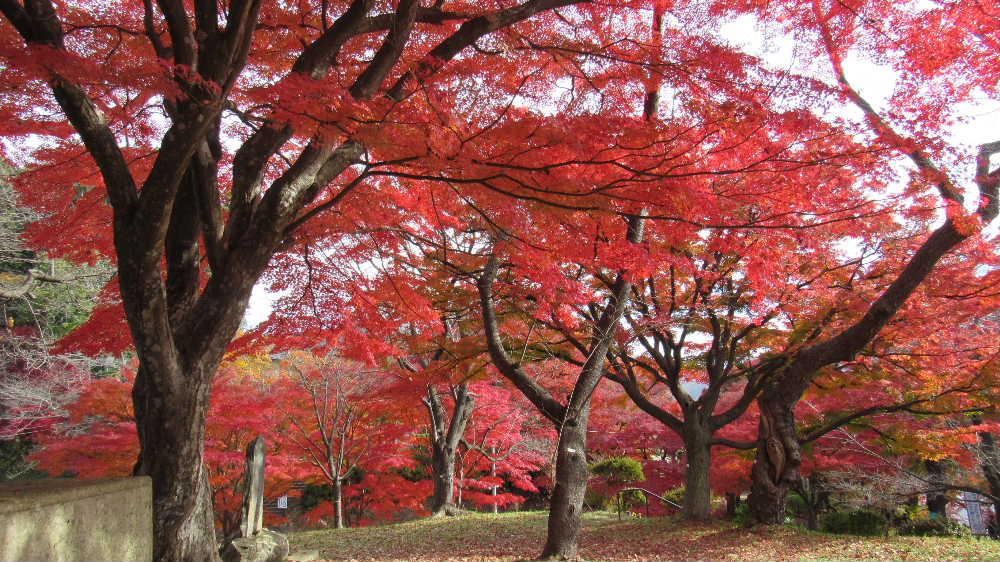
(288, 510, 1000, 561)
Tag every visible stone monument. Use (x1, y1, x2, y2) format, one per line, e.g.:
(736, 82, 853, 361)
(241, 436, 266, 538)
(220, 436, 289, 562)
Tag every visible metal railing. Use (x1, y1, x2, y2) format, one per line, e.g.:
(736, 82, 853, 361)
(617, 487, 683, 511)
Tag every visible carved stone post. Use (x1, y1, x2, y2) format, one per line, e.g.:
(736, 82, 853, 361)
(221, 436, 289, 562)
(240, 437, 266, 538)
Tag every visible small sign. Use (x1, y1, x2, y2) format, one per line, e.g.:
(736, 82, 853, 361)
(277, 495, 288, 509)
(964, 491, 986, 534)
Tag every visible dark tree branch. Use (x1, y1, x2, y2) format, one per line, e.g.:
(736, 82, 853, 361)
(350, 0, 419, 99)
(477, 253, 566, 424)
(386, 0, 585, 101)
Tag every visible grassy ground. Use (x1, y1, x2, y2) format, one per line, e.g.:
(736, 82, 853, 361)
(288, 511, 1000, 561)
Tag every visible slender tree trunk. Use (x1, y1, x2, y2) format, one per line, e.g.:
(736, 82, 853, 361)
(804, 502, 818, 531)
(476, 217, 644, 560)
(221, 511, 238, 543)
(747, 388, 802, 525)
(725, 493, 739, 519)
(426, 384, 474, 516)
(334, 479, 344, 529)
(925, 459, 949, 518)
(796, 474, 826, 530)
(491, 457, 499, 515)
(540, 410, 590, 561)
(682, 426, 713, 520)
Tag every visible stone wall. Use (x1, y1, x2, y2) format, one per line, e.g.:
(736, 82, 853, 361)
(0, 477, 152, 562)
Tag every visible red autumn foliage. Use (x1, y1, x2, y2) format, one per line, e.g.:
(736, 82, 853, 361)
(31, 365, 307, 536)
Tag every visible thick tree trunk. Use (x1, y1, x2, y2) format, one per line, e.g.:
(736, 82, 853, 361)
(133, 365, 220, 562)
(742, 220, 975, 524)
(682, 427, 713, 520)
(334, 479, 344, 529)
(431, 444, 458, 515)
(979, 429, 1000, 491)
(128, 255, 263, 562)
(540, 412, 590, 561)
(683, 427, 712, 521)
(747, 390, 802, 525)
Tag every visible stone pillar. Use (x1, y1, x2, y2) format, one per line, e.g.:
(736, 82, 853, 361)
(241, 436, 266, 538)
(222, 436, 289, 562)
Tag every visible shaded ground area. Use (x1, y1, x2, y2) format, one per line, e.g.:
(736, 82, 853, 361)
(288, 511, 1000, 561)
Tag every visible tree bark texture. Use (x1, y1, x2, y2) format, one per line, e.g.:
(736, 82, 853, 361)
(540, 410, 590, 560)
(747, 220, 978, 524)
(682, 426, 713, 520)
(747, 378, 806, 525)
(978, 427, 1000, 517)
(334, 479, 344, 529)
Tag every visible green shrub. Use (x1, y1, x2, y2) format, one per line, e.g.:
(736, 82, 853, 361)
(590, 456, 645, 483)
(820, 509, 889, 536)
(898, 518, 971, 537)
(888, 503, 927, 528)
(588, 456, 646, 514)
(732, 501, 751, 526)
(619, 488, 647, 506)
(663, 486, 685, 507)
(583, 488, 606, 510)
(786, 492, 809, 518)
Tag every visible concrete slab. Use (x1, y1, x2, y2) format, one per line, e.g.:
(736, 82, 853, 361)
(0, 477, 153, 562)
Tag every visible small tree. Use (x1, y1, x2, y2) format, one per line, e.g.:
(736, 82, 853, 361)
(274, 352, 413, 529)
(590, 456, 646, 519)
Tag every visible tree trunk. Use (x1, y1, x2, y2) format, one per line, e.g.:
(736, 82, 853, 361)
(540, 412, 590, 561)
(747, 389, 802, 525)
(977, 426, 1000, 521)
(334, 479, 344, 529)
(925, 459, 949, 518)
(424, 383, 475, 516)
(796, 473, 827, 531)
(426, 383, 474, 516)
(127, 254, 263, 562)
(682, 427, 713, 520)
(804, 502, 818, 531)
(133, 364, 220, 562)
(491, 458, 499, 515)
(475, 217, 644, 560)
(725, 493, 739, 519)
(431, 443, 458, 515)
